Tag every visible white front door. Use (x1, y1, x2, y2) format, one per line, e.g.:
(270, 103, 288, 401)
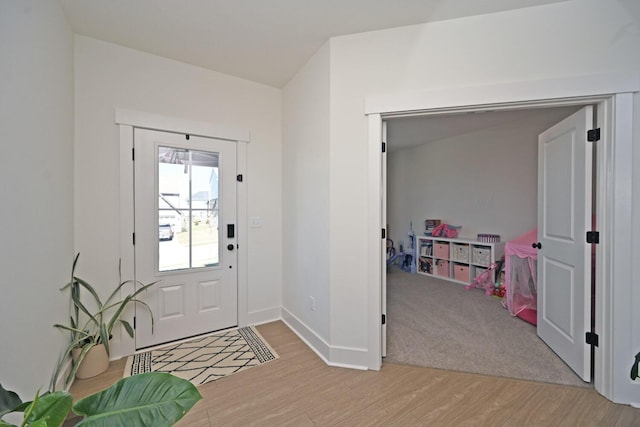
(537, 106, 593, 382)
(134, 128, 238, 349)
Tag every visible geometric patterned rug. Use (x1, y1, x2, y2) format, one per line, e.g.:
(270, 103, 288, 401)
(123, 326, 279, 386)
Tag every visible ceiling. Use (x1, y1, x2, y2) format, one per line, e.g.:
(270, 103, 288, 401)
(60, 0, 567, 88)
(386, 106, 581, 152)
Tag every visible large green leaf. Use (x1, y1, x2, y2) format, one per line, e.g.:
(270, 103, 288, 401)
(72, 373, 202, 427)
(24, 391, 72, 427)
(0, 384, 22, 418)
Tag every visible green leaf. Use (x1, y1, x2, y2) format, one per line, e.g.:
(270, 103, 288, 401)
(69, 279, 101, 329)
(0, 384, 22, 418)
(24, 392, 72, 427)
(72, 373, 202, 427)
(0, 420, 18, 427)
(119, 320, 134, 338)
(72, 277, 103, 310)
(65, 343, 98, 386)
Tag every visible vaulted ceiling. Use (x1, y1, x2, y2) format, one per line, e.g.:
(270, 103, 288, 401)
(60, 0, 567, 88)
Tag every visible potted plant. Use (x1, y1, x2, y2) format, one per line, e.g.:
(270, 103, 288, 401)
(53, 254, 156, 387)
(0, 372, 201, 427)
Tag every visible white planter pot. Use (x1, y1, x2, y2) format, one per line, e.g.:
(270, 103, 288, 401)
(72, 343, 109, 379)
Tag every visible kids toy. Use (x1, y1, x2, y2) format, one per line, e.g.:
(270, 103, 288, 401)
(432, 223, 461, 238)
(466, 262, 498, 295)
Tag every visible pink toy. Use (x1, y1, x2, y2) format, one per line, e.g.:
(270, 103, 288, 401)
(504, 228, 538, 325)
(432, 223, 461, 238)
(466, 262, 498, 295)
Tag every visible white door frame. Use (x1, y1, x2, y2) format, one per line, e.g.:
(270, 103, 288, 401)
(365, 72, 639, 405)
(114, 109, 249, 359)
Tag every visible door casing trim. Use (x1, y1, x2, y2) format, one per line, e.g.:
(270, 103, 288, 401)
(366, 72, 640, 406)
(115, 108, 249, 360)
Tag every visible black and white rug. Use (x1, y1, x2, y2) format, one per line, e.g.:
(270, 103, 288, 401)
(124, 326, 278, 386)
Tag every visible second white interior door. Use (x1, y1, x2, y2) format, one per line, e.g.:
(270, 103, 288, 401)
(537, 106, 593, 382)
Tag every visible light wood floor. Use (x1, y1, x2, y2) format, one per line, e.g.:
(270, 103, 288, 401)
(70, 321, 640, 426)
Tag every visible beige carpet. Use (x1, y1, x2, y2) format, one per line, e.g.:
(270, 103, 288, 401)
(385, 266, 590, 388)
(124, 326, 278, 386)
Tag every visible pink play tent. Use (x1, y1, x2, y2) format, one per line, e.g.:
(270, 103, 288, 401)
(504, 228, 538, 325)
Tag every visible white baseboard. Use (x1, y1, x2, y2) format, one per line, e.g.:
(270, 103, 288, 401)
(281, 307, 368, 370)
(247, 306, 282, 326)
(102, 305, 369, 373)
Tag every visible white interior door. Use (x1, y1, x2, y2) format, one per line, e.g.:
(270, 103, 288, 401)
(134, 128, 238, 349)
(537, 106, 593, 382)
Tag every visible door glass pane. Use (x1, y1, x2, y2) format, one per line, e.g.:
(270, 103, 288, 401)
(158, 146, 220, 272)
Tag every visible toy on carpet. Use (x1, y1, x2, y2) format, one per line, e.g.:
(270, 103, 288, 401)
(466, 262, 499, 295)
(386, 222, 417, 273)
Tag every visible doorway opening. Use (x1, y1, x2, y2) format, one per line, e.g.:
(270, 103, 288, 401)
(382, 103, 595, 386)
(366, 75, 638, 404)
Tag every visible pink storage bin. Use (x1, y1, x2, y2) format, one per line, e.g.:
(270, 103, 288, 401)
(436, 260, 450, 277)
(434, 243, 449, 259)
(454, 264, 470, 282)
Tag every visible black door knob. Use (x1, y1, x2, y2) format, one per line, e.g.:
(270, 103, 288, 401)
(227, 244, 235, 251)
(532, 242, 542, 249)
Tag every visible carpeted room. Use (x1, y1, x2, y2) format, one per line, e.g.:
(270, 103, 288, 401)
(383, 105, 589, 387)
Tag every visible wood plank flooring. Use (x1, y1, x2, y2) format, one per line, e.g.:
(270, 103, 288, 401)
(69, 321, 640, 426)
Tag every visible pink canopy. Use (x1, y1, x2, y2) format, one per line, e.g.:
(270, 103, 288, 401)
(504, 228, 538, 325)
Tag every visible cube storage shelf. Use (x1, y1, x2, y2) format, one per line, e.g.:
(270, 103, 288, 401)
(417, 235, 504, 287)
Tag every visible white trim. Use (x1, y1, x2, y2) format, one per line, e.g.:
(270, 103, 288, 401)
(609, 93, 637, 404)
(115, 108, 251, 143)
(594, 99, 612, 397)
(248, 306, 282, 326)
(365, 72, 640, 115)
(237, 140, 249, 328)
(115, 109, 250, 360)
(367, 114, 383, 370)
(281, 307, 330, 363)
(366, 74, 639, 405)
(282, 307, 368, 370)
(112, 124, 136, 360)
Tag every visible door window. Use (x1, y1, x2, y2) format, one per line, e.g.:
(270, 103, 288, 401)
(158, 146, 220, 272)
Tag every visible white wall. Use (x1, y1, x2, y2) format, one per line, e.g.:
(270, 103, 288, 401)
(282, 43, 331, 344)
(387, 111, 577, 247)
(630, 91, 640, 406)
(281, 0, 640, 372)
(325, 0, 640, 397)
(0, 1, 74, 396)
(74, 36, 283, 353)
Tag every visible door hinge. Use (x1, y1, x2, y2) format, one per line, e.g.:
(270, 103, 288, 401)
(586, 331, 599, 347)
(382, 142, 386, 153)
(132, 233, 135, 245)
(133, 316, 136, 330)
(132, 147, 135, 161)
(586, 231, 599, 244)
(382, 314, 386, 325)
(587, 128, 601, 142)
(237, 174, 243, 182)
(382, 228, 386, 239)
